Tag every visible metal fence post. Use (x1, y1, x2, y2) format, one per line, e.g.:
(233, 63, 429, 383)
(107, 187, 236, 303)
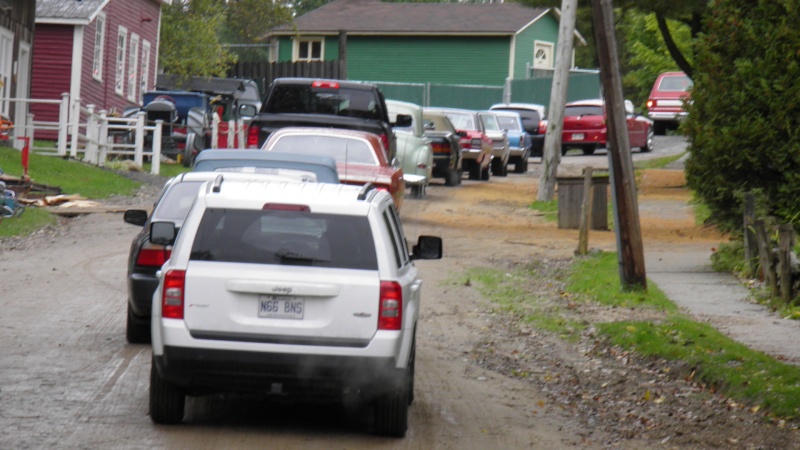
(152, 120, 162, 175)
(98, 110, 109, 166)
(85, 104, 98, 164)
(26, 113, 34, 143)
(503, 78, 512, 104)
(227, 119, 235, 148)
(212, 112, 220, 149)
(70, 97, 81, 158)
(236, 119, 245, 147)
(134, 111, 145, 167)
(58, 93, 70, 157)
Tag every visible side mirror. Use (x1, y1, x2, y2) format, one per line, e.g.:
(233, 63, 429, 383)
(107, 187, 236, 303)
(123, 209, 148, 227)
(393, 114, 413, 128)
(411, 235, 443, 260)
(239, 104, 258, 118)
(150, 221, 177, 246)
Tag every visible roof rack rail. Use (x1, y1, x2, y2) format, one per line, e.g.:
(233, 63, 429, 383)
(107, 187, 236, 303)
(357, 183, 376, 200)
(212, 174, 224, 193)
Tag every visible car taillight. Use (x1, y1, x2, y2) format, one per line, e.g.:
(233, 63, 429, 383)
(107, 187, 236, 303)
(247, 124, 261, 148)
(431, 141, 449, 154)
(538, 121, 547, 134)
(379, 133, 390, 153)
(378, 281, 402, 330)
(471, 138, 482, 148)
(646, 99, 655, 108)
(162, 269, 185, 320)
(136, 241, 171, 267)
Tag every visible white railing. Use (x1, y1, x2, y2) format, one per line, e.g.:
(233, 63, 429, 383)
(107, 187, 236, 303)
(0, 93, 70, 155)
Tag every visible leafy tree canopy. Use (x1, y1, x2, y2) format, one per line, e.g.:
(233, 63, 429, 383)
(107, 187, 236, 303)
(159, 0, 237, 77)
(684, 0, 800, 232)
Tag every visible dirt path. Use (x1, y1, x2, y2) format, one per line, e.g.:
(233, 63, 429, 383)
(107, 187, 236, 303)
(2, 141, 799, 448)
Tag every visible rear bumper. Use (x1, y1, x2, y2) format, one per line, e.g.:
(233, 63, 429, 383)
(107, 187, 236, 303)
(154, 346, 404, 398)
(648, 111, 687, 122)
(128, 272, 158, 317)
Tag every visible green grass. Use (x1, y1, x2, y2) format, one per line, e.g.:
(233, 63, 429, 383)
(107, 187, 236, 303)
(529, 200, 558, 222)
(0, 146, 140, 198)
(0, 207, 57, 237)
(466, 250, 800, 421)
(144, 162, 190, 179)
(633, 151, 687, 170)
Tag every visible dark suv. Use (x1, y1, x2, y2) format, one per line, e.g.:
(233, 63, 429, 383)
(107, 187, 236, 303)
(246, 78, 405, 160)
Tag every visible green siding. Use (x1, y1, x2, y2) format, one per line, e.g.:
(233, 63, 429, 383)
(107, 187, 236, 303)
(513, 13, 560, 79)
(347, 36, 510, 86)
(278, 37, 293, 61)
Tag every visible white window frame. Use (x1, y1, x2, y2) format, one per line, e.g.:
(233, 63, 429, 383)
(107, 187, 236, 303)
(127, 33, 139, 102)
(115, 26, 127, 96)
(293, 38, 323, 62)
(533, 40, 554, 70)
(92, 13, 105, 81)
(140, 40, 151, 105)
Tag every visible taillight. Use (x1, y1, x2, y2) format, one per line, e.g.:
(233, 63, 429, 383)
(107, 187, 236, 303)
(538, 121, 547, 135)
(374, 184, 390, 192)
(379, 133, 390, 153)
(378, 281, 403, 330)
(162, 269, 185, 320)
(136, 241, 171, 267)
(247, 124, 261, 148)
(646, 99, 655, 108)
(471, 138, 482, 148)
(312, 80, 340, 89)
(431, 141, 449, 154)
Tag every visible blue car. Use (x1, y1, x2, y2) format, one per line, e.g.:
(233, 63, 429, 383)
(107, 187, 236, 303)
(491, 110, 532, 174)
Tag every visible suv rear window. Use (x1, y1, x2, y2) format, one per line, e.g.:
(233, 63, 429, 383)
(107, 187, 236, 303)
(657, 75, 693, 92)
(265, 85, 382, 120)
(189, 208, 378, 270)
(564, 105, 604, 117)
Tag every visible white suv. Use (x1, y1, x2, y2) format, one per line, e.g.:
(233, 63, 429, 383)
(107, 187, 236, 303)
(148, 176, 442, 437)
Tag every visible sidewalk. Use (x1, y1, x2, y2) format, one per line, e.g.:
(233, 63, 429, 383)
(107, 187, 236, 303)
(644, 152, 800, 364)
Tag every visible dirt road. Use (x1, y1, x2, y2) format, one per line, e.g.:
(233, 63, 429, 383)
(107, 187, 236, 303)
(1, 137, 797, 448)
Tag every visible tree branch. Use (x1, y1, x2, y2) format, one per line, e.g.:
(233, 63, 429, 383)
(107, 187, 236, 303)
(656, 13, 693, 79)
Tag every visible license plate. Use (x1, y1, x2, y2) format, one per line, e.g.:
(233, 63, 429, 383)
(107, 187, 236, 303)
(572, 133, 585, 141)
(258, 295, 305, 320)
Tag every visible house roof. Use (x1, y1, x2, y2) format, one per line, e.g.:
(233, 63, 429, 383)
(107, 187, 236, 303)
(36, 0, 171, 25)
(271, 0, 551, 36)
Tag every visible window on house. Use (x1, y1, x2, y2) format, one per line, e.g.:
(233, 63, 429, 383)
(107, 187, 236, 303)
(127, 34, 139, 102)
(92, 14, 105, 81)
(533, 41, 554, 70)
(140, 40, 151, 105)
(115, 27, 127, 96)
(296, 39, 323, 61)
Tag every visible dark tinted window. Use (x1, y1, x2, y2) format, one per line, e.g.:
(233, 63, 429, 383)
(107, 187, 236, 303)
(190, 208, 378, 270)
(492, 108, 541, 133)
(564, 105, 604, 117)
(153, 181, 204, 222)
(265, 85, 382, 120)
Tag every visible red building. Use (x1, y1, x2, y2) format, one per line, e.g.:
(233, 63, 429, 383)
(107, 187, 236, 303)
(32, 0, 171, 139)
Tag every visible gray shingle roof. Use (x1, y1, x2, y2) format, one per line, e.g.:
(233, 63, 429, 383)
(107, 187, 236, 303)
(272, 0, 551, 35)
(36, 0, 110, 23)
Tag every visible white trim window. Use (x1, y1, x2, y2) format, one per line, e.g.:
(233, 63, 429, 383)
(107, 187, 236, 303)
(533, 40, 554, 70)
(92, 13, 106, 81)
(127, 33, 140, 102)
(115, 26, 127, 96)
(140, 40, 151, 105)
(293, 38, 323, 62)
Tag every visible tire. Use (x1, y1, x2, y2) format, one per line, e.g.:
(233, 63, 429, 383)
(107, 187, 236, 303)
(149, 357, 185, 424)
(407, 337, 416, 405)
(126, 303, 150, 344)
(373, 382, 409, 437)
(492, 158, 508, 177)
(581, 146, 596, 156)
(561, 146, 568, 156)
(410, 183, 427, 199)
(640, 127, 655, 153)
(444, 168, 461, 187)
(467, 160, 481, 180)
(653, 121, 667, 136)
(182, 133, 196, 168)
(514, 151, 529, 174)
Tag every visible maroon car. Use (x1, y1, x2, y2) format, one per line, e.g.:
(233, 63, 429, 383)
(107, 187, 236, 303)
(561, 99, 654, 155)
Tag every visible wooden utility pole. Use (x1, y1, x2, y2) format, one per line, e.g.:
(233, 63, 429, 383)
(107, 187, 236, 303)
(591, 0, 647, 290)
(538, 0, 578, 201)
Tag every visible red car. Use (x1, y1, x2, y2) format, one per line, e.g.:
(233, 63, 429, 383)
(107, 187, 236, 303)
(646, 71, 692, 135)
(262, 127, 405, 209)
(561, 99, 654, 155)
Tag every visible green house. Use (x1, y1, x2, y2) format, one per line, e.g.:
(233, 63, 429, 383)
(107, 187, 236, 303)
(267, 0, 584, 86)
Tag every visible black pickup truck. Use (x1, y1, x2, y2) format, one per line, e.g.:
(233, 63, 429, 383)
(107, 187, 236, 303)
(246, 78, 406, 161)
